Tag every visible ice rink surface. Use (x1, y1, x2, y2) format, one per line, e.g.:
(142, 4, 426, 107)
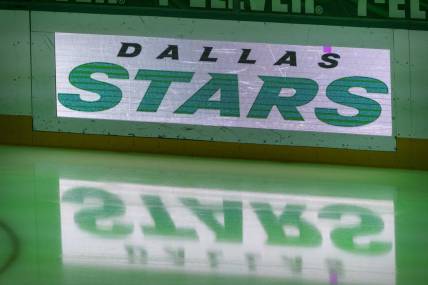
(0, 145, 427, 285)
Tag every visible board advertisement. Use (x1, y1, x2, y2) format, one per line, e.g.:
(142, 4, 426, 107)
(55, 33, 392, 139)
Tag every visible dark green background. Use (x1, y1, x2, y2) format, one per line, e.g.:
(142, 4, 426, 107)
(1, 0, 428, 30)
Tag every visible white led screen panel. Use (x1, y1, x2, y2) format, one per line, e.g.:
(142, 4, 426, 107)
(55, 32, 392, 138)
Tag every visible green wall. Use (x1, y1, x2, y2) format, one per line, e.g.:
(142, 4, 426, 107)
(0, 10, 31, 116)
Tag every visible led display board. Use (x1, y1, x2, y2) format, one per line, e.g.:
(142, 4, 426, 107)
(60, 179, 395, 284)
(55, 33, 392, 139)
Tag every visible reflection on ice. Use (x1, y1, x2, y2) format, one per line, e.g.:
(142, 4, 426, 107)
(60, 179, 395, 285)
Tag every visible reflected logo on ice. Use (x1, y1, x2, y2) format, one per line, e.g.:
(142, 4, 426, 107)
(60, 179, 395, 284)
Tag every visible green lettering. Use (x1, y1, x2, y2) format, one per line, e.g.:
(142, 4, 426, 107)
(181, 198, 242, 242)
(251, 203, 321, 246)
(319, 204, 392, 255)
(135, 69, 194, 112)
(58, 62, 128, 112)
(174, 73, 240, 117)
(315, 76, 388, 127)
(142, 195, 197, 239)
(247, 76, 318, 120)
(62, 187, 132, 238)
